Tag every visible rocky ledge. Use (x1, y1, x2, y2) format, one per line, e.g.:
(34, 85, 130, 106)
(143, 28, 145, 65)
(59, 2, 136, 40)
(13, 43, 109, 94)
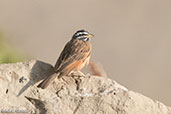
(0, 60, 170, 114)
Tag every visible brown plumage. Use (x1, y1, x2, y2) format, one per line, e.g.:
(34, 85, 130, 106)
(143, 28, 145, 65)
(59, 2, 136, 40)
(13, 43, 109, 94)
(37, 30, 93, 89)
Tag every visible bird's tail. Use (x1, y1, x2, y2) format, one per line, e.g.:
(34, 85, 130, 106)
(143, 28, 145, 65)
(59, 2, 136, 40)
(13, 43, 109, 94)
(37, 73, 59, 89)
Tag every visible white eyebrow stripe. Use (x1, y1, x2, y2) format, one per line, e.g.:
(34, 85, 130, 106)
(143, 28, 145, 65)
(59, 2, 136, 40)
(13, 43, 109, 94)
(83, 32, 88, 34)
(76, 31, 88, 36)
(76, 32, 82, 36)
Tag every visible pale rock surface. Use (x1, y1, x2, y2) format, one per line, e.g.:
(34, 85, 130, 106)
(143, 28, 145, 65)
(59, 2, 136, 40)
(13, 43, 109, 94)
(0, 60, 170, 114)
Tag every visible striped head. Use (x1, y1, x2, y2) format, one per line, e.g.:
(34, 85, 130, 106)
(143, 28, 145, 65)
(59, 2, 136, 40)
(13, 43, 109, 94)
(72, 30, 94, 41)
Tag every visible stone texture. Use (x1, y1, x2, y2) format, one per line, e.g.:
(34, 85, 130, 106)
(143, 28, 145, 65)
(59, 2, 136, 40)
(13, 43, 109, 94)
(0, 60, 170, 114)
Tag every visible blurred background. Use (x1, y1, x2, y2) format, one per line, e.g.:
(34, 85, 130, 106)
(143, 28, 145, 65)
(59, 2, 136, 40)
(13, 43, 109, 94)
(0, 0, 171, 106)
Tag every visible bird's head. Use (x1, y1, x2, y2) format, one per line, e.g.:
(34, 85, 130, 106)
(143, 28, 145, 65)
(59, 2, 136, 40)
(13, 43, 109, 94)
(72, 30, 94, 41)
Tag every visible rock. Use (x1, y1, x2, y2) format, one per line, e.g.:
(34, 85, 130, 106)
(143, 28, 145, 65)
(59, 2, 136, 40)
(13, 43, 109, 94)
(0, 60, 170, 114)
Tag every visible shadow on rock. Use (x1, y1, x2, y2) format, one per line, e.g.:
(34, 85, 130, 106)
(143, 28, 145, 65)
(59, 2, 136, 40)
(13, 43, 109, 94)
(25, 96, 47, 114)
(18, 60, 54, 96)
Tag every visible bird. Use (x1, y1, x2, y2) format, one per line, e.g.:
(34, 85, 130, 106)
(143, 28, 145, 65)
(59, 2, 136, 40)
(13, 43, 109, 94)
(37, 30, 94, 89)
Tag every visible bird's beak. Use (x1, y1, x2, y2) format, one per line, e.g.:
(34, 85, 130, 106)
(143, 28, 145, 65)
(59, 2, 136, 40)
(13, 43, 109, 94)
(87, 34, 94, 38)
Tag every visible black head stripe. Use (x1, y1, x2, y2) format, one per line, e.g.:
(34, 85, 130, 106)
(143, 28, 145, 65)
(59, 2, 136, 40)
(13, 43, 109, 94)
(72, 30, 92, 41)
(75, 30, 88, 37)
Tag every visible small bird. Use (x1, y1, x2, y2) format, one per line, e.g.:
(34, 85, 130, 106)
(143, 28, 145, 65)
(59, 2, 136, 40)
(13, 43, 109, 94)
(37, 30, 94, 89)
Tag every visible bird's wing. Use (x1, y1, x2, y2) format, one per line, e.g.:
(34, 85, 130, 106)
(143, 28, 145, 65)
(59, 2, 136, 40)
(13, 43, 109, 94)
(54, 39, 91, 74)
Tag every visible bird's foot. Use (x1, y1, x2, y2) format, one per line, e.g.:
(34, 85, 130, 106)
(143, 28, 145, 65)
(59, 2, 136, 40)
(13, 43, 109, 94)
(70, 71, 87, 78)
